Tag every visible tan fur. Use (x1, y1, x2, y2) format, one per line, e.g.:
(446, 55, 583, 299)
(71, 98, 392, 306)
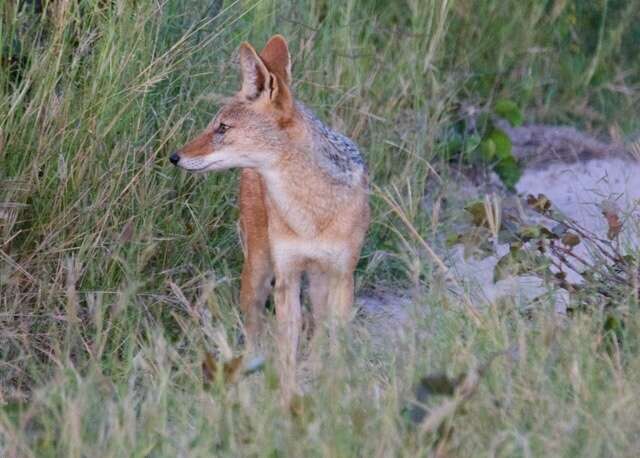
(172, 35, 370, 402)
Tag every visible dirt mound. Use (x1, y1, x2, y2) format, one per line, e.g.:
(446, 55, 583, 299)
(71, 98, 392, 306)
(446, 124, 640, 310)
(499, 122, 636, 167)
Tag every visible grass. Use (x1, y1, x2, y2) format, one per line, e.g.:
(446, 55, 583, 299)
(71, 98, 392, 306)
(1, 0, 639, 456)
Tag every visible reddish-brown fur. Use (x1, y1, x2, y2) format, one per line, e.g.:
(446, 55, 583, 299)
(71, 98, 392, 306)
(238, 169, 272, 337)
(180, 131, 214, 157)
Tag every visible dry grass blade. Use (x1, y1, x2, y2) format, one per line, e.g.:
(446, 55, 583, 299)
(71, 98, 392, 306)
(374, 183, 483, 325)
(629, 139, 640, 162)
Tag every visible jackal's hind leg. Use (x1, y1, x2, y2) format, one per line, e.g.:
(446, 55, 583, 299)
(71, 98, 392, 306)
(325, 271, 355, 356)
(328, 272, 355, 323)
(306, 266, 329, 347)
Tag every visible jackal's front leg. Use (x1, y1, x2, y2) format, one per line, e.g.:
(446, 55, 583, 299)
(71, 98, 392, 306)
(273, 269, 302, 403)
(239, 169, 272, 348)
(239, 250, 272, 347)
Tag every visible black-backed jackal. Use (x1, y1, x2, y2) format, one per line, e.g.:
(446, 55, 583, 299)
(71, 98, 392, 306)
(171, 35, 369, 401)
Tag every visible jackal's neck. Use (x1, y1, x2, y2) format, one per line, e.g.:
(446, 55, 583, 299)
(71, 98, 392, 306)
(259, 150, 366, 237)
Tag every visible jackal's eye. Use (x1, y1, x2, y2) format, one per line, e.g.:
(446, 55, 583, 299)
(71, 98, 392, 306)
(215, 123, 230, 135)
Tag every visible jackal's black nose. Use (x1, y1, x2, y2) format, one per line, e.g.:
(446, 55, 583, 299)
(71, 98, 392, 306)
(169, 152, 180, 165)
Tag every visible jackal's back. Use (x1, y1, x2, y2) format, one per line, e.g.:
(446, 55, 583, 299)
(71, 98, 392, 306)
(297, 102, 367, 187)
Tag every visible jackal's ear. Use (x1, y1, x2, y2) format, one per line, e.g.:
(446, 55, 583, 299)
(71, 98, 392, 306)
(259, 35, 291, 86)
(239, 42, 270, 100)
(239, 40, 293, 117)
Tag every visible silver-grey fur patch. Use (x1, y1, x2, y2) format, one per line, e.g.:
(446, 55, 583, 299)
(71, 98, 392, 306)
(296, 102, 366, 186)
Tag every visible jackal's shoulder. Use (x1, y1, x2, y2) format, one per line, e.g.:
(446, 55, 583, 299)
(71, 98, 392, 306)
(296, 102, 367, 186)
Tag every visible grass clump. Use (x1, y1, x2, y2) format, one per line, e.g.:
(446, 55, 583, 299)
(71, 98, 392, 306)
(1, 0, 639, 456)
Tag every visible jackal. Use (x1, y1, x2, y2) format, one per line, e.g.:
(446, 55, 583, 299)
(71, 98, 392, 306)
(170, 35, 370, 398)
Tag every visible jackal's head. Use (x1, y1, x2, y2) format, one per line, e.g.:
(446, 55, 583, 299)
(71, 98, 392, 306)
(170, 35, 296, 172)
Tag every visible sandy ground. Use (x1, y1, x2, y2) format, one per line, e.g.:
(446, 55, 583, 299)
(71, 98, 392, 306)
(516, 158, 640, 239)
(358, 128, 640, 338)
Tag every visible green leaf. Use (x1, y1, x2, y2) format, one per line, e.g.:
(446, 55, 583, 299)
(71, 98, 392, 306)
(480, 137, 496, 161)
(603, 314, 624, 336)
(487, 128, 513, 160)
(494, 99, 524, 127)
(445, 227, 494, 260)
(527, 194, 552, 214)
(498, 219, 521, 244)
(446, 233, 462, 247)
(465, 133, 482, 155)
(465, 201, 489, 227)
(462, 229, 494, 260)
(416, 373, 462, 399)
(517, 225, 541, 242)
(494, 156, 522, 190)
(603, 314, 625, 354)
(441, 136, 463, 160)
(539, 226, 558, 240)
(494, 245, 529, 282)
(404, 373, 464, 424)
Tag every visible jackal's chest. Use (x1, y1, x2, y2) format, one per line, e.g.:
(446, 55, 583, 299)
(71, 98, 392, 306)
(259, 165, 363, 269)
(269, 235, 352, 270)
(261, 168, 339, 238)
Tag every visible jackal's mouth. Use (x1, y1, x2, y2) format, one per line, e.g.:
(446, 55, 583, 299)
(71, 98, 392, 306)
(175, 150, 263, 172)
(184, 159, 224, 172)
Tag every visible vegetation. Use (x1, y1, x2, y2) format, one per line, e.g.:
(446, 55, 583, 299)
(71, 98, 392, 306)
(1, 0, 639, 455)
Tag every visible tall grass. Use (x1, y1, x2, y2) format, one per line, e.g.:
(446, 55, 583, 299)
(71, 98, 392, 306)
(1, 0, 639, 456)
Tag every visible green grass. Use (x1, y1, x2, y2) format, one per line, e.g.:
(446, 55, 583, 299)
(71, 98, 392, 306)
(1, 0, 639, 456)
